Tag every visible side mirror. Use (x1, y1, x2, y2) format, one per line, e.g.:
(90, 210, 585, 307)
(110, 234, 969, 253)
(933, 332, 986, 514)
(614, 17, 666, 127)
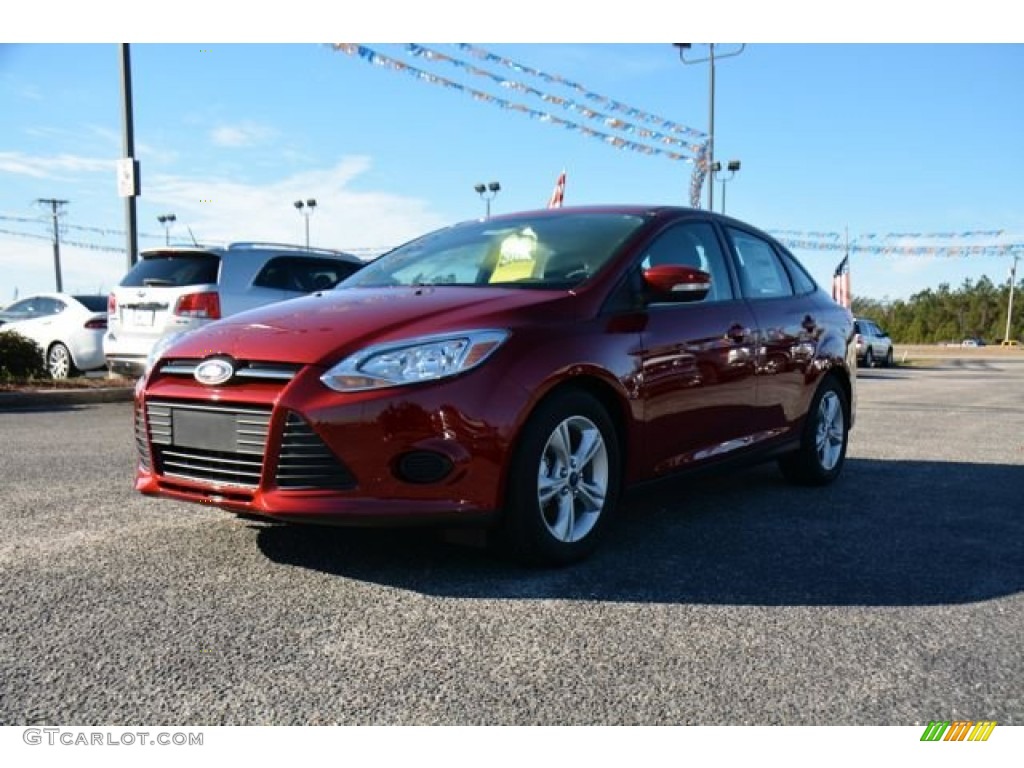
(642, 265, 711, 302)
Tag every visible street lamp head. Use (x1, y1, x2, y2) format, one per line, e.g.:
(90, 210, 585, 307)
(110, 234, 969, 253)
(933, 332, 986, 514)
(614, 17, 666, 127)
(294, 200, 304, 210)
(306, 199, 317, 209)
(474, 183, 486, 195)
(727, 160, 741, 172)
(710, 161, 722, 173)
(488, 181, 501, 193)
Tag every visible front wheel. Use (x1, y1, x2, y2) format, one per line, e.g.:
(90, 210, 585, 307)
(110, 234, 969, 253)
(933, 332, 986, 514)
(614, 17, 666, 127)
(499, 390, 621, 566)
(863, 348, 875, 368)
(47, 342, 78, 379)
(778, 376, 849, 486)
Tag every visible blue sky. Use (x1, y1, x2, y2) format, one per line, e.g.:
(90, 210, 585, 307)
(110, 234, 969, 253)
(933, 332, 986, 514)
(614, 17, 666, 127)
(3, 12, 1023, 304)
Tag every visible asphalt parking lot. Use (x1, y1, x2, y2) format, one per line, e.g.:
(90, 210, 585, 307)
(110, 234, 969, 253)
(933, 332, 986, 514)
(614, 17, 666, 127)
(0, 359, 1021, 725)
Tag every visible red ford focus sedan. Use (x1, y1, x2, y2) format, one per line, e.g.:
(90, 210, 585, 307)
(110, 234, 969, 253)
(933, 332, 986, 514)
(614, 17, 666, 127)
(134, 206, 856, 564)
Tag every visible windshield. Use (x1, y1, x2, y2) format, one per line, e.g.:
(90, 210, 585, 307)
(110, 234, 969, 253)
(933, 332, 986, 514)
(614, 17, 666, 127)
(344, 212, 646, 290)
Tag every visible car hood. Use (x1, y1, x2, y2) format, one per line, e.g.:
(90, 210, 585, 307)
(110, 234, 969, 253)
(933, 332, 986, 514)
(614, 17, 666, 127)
(161, 286, 581, 366)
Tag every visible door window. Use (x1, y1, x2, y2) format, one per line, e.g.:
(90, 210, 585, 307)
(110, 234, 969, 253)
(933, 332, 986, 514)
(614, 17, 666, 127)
(639, 221, 734, 302)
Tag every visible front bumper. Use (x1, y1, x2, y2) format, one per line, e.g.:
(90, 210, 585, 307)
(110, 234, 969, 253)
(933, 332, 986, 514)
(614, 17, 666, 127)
(134, 359, 527, 526)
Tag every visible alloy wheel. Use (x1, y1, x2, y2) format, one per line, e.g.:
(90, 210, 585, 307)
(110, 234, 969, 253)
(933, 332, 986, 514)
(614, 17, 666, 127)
(536, 415, 609, 543)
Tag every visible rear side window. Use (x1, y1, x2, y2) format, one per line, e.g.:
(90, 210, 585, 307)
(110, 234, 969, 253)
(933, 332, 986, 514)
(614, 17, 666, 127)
(252, 257, 363, 292)
(777, 248, 818, 295)
(727, 228, 794, 299)
(120, 253, 220, 287)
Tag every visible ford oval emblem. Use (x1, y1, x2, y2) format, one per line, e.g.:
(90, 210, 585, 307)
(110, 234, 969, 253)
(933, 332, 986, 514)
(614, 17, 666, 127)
(194, 358, 234, 386)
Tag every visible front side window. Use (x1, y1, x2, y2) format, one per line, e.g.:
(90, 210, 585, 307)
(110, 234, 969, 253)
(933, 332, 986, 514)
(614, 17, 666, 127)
(639, 221, 734, 302)
(345, 212, 646, 290)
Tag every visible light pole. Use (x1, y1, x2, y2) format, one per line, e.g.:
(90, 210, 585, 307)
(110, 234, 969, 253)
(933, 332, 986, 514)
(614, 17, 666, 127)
(675, 43, 745, 212)
(294, 198, 316, 249)
(711, 159, 741, 214)
(474, 181, 501, 218)
(157, 213, 176, 245)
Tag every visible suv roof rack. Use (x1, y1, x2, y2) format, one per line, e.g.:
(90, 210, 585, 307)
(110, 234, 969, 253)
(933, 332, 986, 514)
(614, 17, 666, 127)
(227, 241, 355, 257)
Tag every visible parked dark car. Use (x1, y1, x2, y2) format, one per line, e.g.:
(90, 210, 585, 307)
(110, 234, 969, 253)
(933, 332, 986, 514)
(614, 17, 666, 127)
(133, 206, 857, 564)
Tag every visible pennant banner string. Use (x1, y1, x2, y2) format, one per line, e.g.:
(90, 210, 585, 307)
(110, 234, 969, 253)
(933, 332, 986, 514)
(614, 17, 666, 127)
(455, 44, 706, 141)
(331, 44, 698, 162)
(402, 44, 705, 152)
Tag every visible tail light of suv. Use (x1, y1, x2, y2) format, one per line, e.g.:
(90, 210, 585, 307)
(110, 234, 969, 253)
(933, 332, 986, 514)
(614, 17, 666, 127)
(174, 291, 222, 319)
(108, 293, 117, 315)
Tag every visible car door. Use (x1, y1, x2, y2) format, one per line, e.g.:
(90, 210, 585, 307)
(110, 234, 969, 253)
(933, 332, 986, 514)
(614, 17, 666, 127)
(723, 225, 826, 433)
(635, 219, 762, 476)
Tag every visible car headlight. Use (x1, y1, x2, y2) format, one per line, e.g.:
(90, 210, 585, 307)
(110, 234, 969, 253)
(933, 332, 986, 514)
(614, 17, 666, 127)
(320, 330, 508, 392)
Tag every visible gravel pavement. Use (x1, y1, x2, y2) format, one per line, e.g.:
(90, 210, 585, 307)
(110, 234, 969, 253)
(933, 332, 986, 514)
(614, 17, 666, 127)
(0, 360, 1021, 725)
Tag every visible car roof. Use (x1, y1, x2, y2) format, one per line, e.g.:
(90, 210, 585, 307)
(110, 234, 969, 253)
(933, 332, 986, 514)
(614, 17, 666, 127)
(139, 242, 361, 262)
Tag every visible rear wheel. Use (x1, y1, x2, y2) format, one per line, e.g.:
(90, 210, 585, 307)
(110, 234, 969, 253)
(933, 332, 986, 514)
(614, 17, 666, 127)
(884, 347, 894, 367)
(47, 342, 78, 379)
(499, 390, 621, 566)
(779, 376, 849, 486)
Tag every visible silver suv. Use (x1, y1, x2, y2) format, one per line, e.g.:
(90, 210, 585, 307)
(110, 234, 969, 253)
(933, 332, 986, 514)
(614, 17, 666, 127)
(104, 242, 363, 375)
(854, 317, 894, 368)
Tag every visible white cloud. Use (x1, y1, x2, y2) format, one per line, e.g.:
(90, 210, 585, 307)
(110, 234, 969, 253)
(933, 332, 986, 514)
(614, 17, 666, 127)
(209, 121, 276, 148)
(0, 151, 113, 179)
(141, 156, 446, 253)
(1, 155, 448, 299)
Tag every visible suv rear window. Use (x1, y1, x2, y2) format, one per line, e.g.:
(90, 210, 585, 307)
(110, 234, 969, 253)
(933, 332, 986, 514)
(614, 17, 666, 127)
(119, 252, 220, 287)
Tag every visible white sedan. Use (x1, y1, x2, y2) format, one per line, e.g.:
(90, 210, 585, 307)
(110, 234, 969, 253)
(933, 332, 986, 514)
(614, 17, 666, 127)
(0, 293, 108, 378)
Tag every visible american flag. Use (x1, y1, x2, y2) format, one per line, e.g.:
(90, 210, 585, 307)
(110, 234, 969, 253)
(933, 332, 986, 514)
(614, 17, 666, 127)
(547, 170, 566, 208)
(832, 254, 851, 308)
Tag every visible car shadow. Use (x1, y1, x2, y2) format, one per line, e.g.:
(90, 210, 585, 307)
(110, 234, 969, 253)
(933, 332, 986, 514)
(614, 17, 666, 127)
(254, 458, 1024, 607)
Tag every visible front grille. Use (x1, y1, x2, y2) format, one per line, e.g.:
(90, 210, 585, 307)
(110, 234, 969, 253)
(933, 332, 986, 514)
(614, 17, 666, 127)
(275, 412, 356, 490)
(146, 401, 272, 488)
(158, 359, 301, 383)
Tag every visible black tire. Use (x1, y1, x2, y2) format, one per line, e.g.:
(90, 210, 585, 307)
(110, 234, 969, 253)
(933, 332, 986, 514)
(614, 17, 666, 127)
(47, 342, 79, 379)
(884, 348, 894, 367)
(863, 348, 875, 368)
(778, 376, 849, 486)
(499, 389, 621, 566)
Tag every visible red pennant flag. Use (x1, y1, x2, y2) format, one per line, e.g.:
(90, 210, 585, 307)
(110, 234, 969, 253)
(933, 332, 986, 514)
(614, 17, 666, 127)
(547, 170, 566, 208)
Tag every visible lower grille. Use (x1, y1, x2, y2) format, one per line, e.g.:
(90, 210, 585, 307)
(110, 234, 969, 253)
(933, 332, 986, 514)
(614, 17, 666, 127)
(146, 401, 272, 489)
(134, 405, 151, 470)
(275, 412, 356, 490)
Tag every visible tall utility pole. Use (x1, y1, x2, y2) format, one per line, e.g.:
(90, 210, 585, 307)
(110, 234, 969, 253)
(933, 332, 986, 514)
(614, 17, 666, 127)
(1005, 254, 1020, 344)
(36, 198, 68, 292)
(675, 43, 745, 212)
(119, 44, 140, 268)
